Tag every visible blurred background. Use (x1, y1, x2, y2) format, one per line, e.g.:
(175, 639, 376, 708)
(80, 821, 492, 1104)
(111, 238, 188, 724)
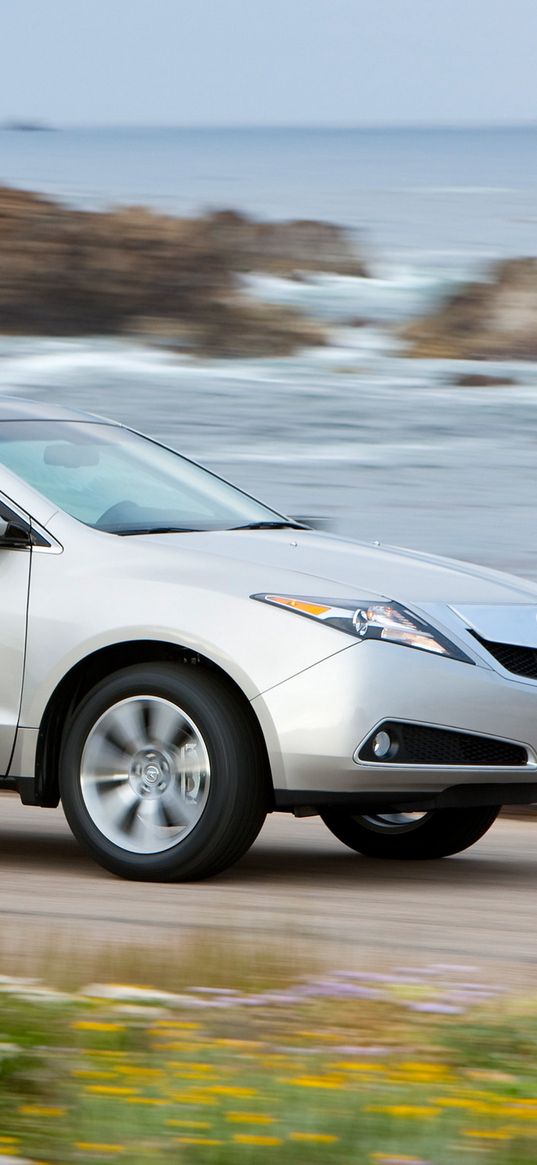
(3, 0, 537, 577)
(3, 5, 537, 1158)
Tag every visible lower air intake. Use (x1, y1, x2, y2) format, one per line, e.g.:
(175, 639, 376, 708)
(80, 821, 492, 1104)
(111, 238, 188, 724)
(359, 722, 527, 767)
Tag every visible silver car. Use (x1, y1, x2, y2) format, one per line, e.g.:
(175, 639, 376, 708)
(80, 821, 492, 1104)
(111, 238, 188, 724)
(1, 396, 537, 880)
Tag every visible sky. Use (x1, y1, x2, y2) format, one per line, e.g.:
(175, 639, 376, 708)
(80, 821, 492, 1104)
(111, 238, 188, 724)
(1, 0, 537, 127)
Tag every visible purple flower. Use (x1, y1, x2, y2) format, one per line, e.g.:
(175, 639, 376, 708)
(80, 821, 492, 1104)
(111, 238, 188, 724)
(405, 1001, 463, 1015)
(428, 963, 479, 974)
(189, 987, 241, 995)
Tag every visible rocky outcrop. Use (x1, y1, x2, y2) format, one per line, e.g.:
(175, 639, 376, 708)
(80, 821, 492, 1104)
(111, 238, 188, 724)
(452, 373, 517, 388)
(0, 187, 366, 356)
(202, 210, 368, 278)
(402, 259, 537, 361)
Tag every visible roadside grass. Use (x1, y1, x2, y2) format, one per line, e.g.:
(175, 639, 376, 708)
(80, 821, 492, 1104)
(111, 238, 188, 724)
(0, 930, 312, 995)
(0, 965, 536, 1163)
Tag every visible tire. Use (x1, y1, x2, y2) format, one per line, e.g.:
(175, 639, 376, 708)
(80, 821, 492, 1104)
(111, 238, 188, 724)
(319, 806, 499, 860)
(59, 663, 268, 881)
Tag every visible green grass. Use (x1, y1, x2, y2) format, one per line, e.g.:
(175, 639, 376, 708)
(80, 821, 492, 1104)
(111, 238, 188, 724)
(1, 967, 537, 1163)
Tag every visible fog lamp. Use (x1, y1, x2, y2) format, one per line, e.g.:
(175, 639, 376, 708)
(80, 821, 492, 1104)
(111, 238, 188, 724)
(372, 730, 397, 759)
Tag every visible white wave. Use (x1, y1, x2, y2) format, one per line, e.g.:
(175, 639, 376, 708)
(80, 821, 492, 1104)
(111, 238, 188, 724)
(243, 263, 469, 326)
(203, 436, 492, 466)
(0, 338, 190, 389)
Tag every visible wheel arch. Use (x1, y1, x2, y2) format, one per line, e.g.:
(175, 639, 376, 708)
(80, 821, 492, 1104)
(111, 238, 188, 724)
(35, 639, 275, 808)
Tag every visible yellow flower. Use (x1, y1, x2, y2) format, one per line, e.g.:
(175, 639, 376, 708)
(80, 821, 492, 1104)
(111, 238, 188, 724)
(126, 1096, 166, 1105)
(289, 1133, 339, 1143)
(464, 1128, 512, 1140)
(86, 1085, 139, 1096)
(175, 1138, 223, 1146)
(73, 1020, 124, 1032)
(169, 1091, 218, 1106)
(75, 1145, 125, 1154)
(501, 1105, 537, 1119)
(18, 1105, 65, 1118)
(226, 1113, 275, 1124)
(233, 1134, 282, 1146)
(437, 1095, 491, 1113)
(285, 1075, 343, 1089)
(173, 1070, 218, 1081)
(371, 1156, 431, 1163)
(436, 1098, 489, 1111)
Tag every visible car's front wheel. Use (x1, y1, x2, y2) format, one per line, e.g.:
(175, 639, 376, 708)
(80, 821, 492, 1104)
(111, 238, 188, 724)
(59, 663, 268, 881)
(319, 806, 499, 859)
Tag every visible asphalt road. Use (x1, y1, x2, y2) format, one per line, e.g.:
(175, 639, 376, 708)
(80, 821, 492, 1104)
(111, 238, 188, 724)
(1, 797, 537, 988)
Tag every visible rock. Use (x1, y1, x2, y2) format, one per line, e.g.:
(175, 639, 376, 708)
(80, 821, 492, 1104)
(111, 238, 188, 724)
(166, 299, 327, 359)
(202, 209, 368, 278)
(0, 188, 230, 338)
(0, 186, 345, 357)
(453, 373, 517, 387)
(347, 316, 371, 328)
(402, 259, 537, 361)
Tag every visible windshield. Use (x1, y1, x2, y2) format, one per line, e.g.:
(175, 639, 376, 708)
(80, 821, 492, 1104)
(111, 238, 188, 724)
(0, 420, 284, 534)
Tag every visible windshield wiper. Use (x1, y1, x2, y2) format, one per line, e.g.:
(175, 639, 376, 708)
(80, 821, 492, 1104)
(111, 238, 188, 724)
(115, 526, 199, 536)
(115, 520, 308, 536)
(230, 520, 308, 531)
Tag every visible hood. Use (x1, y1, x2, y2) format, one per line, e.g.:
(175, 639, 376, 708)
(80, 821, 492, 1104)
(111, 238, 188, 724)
(142, 527, 537, 605)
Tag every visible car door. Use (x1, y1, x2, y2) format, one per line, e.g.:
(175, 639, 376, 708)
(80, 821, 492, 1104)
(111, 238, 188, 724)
(0, 498, 32, 774)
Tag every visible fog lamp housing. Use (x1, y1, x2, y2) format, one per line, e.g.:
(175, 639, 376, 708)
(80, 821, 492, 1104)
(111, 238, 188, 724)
(372, 730, 398, 760)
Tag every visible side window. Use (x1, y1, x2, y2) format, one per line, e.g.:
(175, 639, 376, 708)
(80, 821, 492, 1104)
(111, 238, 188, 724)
(0, 499, 33, 549)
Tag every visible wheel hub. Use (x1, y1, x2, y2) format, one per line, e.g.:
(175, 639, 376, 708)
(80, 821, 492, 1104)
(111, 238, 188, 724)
(129, 749, 172, 796)
(80, 695, 211, 854)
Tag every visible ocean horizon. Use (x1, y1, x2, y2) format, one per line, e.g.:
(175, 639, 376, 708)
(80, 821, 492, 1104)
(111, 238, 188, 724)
(2, 123, 537, 262)
(1, 122, 537, 574)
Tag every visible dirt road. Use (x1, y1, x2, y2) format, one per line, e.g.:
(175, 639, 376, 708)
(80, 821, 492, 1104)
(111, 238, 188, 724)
(0, 798, 536, 987)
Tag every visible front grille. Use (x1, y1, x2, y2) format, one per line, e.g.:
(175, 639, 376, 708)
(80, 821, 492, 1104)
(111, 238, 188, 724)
(471, 632, 537, 680)
(359, 721, 527, 766)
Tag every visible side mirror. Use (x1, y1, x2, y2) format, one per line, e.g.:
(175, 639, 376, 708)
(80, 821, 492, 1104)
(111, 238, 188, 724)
(0, 516, 32, 548)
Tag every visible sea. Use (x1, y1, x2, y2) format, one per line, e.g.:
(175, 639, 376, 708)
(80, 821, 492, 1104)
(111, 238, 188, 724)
(2, 125, 537, 574)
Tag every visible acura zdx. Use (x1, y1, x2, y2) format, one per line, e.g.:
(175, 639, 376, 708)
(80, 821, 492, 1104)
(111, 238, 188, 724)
(0, 397, 536, 880)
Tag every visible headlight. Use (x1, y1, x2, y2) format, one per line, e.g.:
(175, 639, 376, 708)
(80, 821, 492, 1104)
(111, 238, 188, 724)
(251, 594, 473, 663)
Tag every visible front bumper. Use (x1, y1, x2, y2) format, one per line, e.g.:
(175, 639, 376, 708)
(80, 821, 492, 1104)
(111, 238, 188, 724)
(252, 639, 537, 804)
